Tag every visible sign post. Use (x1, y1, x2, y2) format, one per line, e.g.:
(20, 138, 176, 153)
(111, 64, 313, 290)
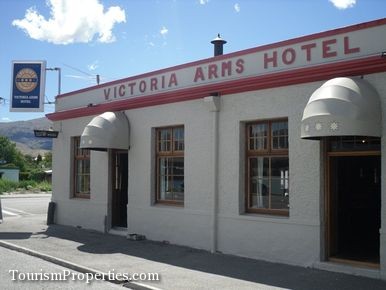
(10, 61, 46, 112)
(0, 198, 3, 223)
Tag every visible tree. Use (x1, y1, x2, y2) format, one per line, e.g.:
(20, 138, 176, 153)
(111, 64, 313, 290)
(42, 152, 52, 169)
(0, 136, 16, 163)
(36, 154, 42, 164)
(0, 136, 26, 171)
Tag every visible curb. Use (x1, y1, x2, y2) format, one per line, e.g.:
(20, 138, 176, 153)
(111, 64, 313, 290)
(0, 240, 158, 290)
(0, 194, 52, 199)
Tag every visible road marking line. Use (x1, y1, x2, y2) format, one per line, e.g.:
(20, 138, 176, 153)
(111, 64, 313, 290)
(3, 207, 32, 215)
(2, 210, 18, 216)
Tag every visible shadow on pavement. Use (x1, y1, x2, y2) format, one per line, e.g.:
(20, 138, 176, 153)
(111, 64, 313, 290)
(0, 232, 32, 240)
(26, 224, 386, 290)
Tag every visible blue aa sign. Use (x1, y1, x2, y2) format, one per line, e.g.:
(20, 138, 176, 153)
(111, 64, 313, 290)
(10, 61, 46, 112)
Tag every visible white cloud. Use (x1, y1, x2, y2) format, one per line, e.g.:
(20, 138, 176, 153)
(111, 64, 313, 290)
(87, 60, 99, 71)
(160, 26, 168, 36)
(329, 0, 356, 9)
(234, 3, 240, 13)
(12, 0, 126, 45)
(199, 0, 209, 5)
(1, 117, 11, 122)
(144, 27, 168, 49)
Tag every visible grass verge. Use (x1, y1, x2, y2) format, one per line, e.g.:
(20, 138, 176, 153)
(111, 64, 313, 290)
(0, 179, 51, 194)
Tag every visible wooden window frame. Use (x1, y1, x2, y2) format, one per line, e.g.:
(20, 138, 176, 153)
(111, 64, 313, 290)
(72, 136, 90, 199)
(155, 126, 184, 206)
(246, 118, 289, 216)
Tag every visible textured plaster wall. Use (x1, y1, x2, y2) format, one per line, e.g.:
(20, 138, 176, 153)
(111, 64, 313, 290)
(52, 117, 109, 232)
(126, 99, 213, 250)
(367, 72, 386, 279)
(124, 81, 325, 266)
(51, 72, 386, 273)
(215, 82, 322, 266)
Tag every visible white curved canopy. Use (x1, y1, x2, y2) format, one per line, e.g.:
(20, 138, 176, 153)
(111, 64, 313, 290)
(301, 77, 381, 139)
(80, 111, 129, 151)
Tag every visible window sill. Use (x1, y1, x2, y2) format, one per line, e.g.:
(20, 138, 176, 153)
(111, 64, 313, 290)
(236, 212, 290, 223)
(216, 212, 318, 228)
(71, 194, 90, 200)
(246, 208, 289, 217)
(154, 200, 184, 207)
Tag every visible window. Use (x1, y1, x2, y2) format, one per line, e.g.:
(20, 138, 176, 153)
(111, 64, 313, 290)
(246, 119, 289, 216)
(72, 137, 90, 198)
(156, 126, 184, 205)
(327, 136, 380, 152)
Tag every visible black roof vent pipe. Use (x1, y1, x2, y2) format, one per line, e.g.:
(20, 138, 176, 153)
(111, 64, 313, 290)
(211, 34, 227, 56)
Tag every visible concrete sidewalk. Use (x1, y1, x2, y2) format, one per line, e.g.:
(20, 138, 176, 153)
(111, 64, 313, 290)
(1, 215, 386, 290)
(0, 192, 52, 199)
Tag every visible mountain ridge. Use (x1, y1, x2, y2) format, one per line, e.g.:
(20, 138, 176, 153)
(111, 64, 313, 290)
(0, 117, 53, 156)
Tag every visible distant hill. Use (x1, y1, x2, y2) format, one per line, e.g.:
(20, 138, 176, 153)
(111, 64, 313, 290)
(0, 117, 53, 156)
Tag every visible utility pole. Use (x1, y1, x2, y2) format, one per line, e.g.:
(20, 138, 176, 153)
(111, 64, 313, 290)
(46, 67, 62, 96)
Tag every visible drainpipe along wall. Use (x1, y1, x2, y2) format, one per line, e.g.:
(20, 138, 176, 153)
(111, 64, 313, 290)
(204, 95, 221, 253)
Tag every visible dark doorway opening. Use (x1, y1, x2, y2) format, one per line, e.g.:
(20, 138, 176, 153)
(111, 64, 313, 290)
(328, 155, 381, 265)
(111, 151, 128, 228)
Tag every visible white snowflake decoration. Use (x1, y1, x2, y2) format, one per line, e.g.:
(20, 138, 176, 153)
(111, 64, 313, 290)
(330, 122, 338, 131)
(315, 123, 322, 131)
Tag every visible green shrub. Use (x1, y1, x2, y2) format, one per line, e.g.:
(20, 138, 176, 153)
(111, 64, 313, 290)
(19, 180, 35, 189)
(37, 181, 52, 192)
(0, 179, 51, 194)
(0, 179, 19, 194)
(30, 171, 46, 182)
(20, 171, 48, 182)
(0, 163, 17, 169)
(19, 172, 30, 181)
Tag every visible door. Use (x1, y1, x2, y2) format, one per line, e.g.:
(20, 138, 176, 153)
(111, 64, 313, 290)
(328, 155, 381, 265)
(111, 151, 128, 228)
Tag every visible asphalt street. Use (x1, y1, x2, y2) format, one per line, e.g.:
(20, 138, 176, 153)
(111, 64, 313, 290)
(1, 195, 50, 218)
(2, 195, 386, 289)
(0, 246, 125, 290)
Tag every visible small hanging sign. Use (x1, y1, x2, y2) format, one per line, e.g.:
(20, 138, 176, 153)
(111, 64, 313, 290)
(34, 130, 59, 138)
(10, 60, 46, 112)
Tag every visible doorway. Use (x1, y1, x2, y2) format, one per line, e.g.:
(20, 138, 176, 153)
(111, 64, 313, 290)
(327, 152, 381, 266)
(111, 151, 128, 228)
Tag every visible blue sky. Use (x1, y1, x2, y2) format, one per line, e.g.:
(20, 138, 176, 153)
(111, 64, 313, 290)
(0, 0, 385, 122)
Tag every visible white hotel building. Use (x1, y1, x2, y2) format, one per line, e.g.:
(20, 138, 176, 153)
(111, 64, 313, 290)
(47, 18, 386, 278)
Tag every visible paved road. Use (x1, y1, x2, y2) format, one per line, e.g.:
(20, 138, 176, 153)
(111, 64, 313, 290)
(0, 246, 126, 290)
(1, 195, 50, 218)
(2, 195, 386, 289)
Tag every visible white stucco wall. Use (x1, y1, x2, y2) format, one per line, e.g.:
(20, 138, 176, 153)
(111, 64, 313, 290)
(52, 117, 109, 232)
(51, 71, 386, 274)
(121, 81, 323, 266)
(126, 99, 213, 250)
(213, 83, 322, 266)
(370, 72, 386, 279)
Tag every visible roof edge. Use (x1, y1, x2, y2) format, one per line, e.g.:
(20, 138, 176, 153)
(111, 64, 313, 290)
(55, 18, 386, 100)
